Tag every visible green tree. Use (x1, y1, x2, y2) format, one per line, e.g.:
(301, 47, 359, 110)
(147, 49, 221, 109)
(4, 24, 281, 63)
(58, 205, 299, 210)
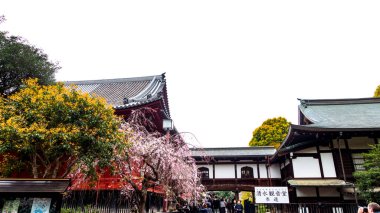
(248, 117, 290, 148)
(353, 144, 380, 202)
(0, 16, 59, 96)
(214, 191, 235, 200)
(0, 79, 125, 180)
(374, 85, 380, 97)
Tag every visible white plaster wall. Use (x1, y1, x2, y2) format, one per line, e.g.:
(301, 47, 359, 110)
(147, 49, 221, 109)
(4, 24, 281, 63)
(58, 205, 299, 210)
(259, 164, 267, 178)
(269, 164, 281, 178)
(319, 187, 340, 197)
(197, 165, 213, 179)
(320, 153, 337, 178)
(296, 187, 317, 197)
(347, 137, 375, 149)
(215, 164, 235, 178)
(292, 157, 321, 178)
(237, 164, 257, 178)
(294, 147, 317, 153)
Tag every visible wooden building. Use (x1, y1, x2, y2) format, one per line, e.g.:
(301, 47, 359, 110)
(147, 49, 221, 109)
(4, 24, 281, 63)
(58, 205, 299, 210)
(192, 98, 380, 207)
(191, 147, 280, 192)
(271, 98, 380, 204)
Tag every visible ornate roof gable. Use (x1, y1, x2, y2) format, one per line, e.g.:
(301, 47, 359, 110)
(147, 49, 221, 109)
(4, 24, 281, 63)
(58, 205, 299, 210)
(63, 73, 170, 117)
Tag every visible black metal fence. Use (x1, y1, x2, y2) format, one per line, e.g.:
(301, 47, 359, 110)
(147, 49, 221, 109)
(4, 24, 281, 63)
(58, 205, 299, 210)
(60, 203, 358, 213)
(62, 190, 163, 213)
(253, 203, 358, 213)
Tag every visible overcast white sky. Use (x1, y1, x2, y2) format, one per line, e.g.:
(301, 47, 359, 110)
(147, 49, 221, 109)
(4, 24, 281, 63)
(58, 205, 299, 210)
(2, 1, 380, 148)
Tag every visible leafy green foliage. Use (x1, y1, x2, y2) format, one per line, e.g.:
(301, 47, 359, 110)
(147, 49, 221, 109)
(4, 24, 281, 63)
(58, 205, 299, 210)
(61, 205, 100, 213)
(248, 117, 290, 148)
(213, 191, 235, 200)
(354, 144, 380, 202)
(0, 79, 125, 179)
(0, 17, 59, 95)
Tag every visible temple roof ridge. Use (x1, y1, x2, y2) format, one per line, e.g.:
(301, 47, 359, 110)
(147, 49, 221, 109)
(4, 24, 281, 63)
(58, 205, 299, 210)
(63, 74, 162, 85)
(62, 73, 169, 112)
(298, 97, 380, 107)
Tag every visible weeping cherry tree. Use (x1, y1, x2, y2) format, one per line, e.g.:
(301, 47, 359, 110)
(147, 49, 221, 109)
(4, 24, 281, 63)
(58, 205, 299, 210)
(115, 109, 204, 213)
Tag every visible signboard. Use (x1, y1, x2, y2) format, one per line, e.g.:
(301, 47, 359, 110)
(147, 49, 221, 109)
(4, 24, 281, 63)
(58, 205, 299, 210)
(255, 187, 289, 203)
(2, 199, 20, 213)
(31, 198, 51, 213)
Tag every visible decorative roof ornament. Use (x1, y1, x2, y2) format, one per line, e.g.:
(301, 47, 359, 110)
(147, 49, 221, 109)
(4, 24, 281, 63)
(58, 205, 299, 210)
(123, 97, 129, 105)
(161, 72, 166, 82)
(299, 99, 307, 108)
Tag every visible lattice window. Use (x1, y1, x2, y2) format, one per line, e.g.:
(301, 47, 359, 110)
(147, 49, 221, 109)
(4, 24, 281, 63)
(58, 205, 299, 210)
(198, 167, 209, 179)
(352, 153, 365, 171)
(241, 166, 253, 178)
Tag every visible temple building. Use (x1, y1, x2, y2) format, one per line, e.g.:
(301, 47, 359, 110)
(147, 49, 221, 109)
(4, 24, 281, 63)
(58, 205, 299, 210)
(62, 73, 173, 210)
(66, 73, 379, 207)
(62, 75, 380, 211)
(191, 147, 279, 192)
(272, 98, 380, 204)
(4, 72, 377, 212)
(192, 97, 380, 209)
(64, 73, 173, 134)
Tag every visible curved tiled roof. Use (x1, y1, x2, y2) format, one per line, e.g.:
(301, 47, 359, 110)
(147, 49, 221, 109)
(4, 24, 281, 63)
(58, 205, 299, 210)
(191, 147, 276, 158)
(271, 98, 380, 162)
(299, 97, 380, 129)
(63, 73, 170, 116)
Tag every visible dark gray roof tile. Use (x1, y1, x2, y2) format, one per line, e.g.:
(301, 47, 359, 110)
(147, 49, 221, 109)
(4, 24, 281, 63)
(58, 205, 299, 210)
(191, 147, 276, 157)
(299, 98, 380, 128)
(63, 74, 167, 111)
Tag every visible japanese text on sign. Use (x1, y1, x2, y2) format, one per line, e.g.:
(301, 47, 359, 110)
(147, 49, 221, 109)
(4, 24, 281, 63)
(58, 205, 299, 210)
(255, 187, 289, 203)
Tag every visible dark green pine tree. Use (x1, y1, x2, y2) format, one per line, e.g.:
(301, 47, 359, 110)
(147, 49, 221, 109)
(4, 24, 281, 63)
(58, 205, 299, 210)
(354, 144, 380, 202)
(0, 15, 59, 96)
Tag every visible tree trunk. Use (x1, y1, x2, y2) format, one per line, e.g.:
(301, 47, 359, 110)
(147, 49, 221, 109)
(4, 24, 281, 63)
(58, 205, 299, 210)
(52, 157, 61, 178)
(137, 190, 148, 213)
(32, 154, 38, 178)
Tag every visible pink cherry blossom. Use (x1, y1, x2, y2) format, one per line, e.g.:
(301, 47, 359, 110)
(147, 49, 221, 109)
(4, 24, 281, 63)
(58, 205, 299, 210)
(115, 108, 205, 213)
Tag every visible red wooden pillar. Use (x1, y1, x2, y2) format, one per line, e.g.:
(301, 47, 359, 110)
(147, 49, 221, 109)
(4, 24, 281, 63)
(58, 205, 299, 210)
(163, 197, 168, 212)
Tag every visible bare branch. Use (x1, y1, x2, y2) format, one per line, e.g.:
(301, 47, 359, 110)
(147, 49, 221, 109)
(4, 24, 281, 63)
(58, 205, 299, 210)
(42, 164, 52, 178)
(144, 161, 158, 182)
(61, 156, 78, 178)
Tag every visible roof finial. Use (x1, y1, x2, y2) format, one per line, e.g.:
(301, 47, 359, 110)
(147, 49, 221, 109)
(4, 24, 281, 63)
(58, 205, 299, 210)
(123, 97, 129, 105)
(299, 99, 307, 108)
(161, 72, 166, 82)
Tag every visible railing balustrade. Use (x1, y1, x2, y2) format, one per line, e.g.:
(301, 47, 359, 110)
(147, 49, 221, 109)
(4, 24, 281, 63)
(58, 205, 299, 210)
(61, 202, 358, 213)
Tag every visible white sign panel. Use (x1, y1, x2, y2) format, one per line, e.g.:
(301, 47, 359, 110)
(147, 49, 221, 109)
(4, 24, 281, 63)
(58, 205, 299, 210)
(255, 187, 289, 203)
(31, 198, 51, 213)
